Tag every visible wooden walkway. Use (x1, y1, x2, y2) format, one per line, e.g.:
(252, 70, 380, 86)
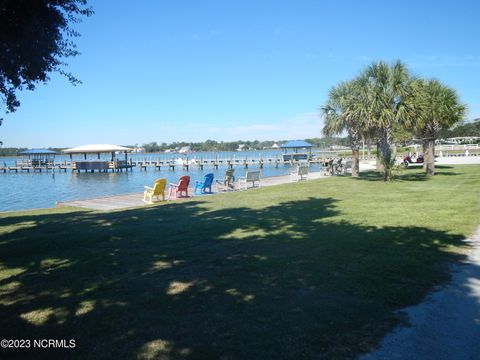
(57, 171, 328, 211)
(57, 192, 146, 211)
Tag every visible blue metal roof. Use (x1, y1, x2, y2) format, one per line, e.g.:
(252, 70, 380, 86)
(18, 149, 57, 155)
(280, 140, 312, 148)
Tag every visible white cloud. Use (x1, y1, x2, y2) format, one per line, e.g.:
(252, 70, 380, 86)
(199, 111, 323, 141)
(3, 111, 325, 147)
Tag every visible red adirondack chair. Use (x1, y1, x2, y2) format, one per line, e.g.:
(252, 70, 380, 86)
(168, 176, 190, 199)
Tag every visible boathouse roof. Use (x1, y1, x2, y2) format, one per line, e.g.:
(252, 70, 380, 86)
(280, 140, 312, 149)
(63, 144, 133, 154)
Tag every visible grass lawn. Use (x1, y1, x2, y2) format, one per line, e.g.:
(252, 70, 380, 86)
(0, 165, 479, 359)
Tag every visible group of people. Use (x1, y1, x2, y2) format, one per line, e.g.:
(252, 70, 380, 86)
(322, 158, 345, 175)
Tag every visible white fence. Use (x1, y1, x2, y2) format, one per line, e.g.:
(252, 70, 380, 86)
(435, 144, 479, 157)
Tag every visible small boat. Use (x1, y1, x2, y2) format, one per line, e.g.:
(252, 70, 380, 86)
(178, 146, 191, 154)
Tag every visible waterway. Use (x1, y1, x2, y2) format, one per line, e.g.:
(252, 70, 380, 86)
(1, 150, 325, 212)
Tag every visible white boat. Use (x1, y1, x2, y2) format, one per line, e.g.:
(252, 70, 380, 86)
(178, 146, 191, 154)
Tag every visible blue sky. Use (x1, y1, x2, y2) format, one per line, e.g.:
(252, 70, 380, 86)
(2, 0, 480, 147)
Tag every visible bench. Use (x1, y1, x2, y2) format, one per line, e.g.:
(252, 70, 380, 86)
(291, 164, 309, 181)
(238, 170, 261, 190)
(342, 160, 352, 174)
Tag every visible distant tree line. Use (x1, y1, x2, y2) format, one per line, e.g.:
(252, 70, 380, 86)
(2, 121, 477, 158)
(0, 148, 25, 156)
(141, 140, 272, 153)
(304, 137, 350, 148)
(0, 139, 349, 156)
(0, 147, 65, 157)
(438, 118, 480, 140)
(141, 137, 349, 153)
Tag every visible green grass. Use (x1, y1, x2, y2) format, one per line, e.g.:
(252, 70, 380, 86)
(0, 165, 479, 359)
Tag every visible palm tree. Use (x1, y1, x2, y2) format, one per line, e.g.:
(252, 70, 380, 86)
(322, 80, 370, 177)
(356, 61, 415, 181)
(410, 79, 466, 175)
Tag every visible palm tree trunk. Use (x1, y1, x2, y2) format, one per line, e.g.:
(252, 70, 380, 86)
(376, 142, 383, 172)
(352, 149, 360, 177)
(423, 138, 435, 176)
(422, 140, 427, 171)
(378, 129, 393, 181)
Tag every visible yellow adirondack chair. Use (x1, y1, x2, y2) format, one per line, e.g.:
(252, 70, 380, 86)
(143, 178, 166, 204)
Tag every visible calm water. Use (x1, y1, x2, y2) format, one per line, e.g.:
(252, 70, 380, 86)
(1, 150, 324, 212)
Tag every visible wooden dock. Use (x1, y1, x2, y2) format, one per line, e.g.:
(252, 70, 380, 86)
(0, 165, 69, 173)
(0, 157, 332, 174)
(128, 157, 333, 171)
(0, 154, 381, 174)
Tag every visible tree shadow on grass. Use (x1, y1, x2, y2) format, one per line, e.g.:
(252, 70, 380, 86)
(354, 168, 460, 182)
(0, 197, 471, 359)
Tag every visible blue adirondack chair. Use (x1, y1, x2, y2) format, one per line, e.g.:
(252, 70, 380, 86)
(194, 173, 214, 194)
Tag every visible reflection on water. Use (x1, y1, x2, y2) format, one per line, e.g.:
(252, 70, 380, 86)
(1, 151, 324, 211)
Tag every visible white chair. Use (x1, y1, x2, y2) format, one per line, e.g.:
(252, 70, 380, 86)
(291, 164, 309, 181)
(238, 170, 261, 190)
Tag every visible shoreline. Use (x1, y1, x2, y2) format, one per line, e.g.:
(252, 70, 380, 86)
(2, 158, 478, 213)
(55, 170, 331, 211)
(51, 161, 380, 211)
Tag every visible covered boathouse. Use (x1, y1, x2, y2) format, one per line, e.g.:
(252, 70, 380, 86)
(63, 144, 134, 172)
(280, 140, 313, 161)
(17, 149, 57, 167)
